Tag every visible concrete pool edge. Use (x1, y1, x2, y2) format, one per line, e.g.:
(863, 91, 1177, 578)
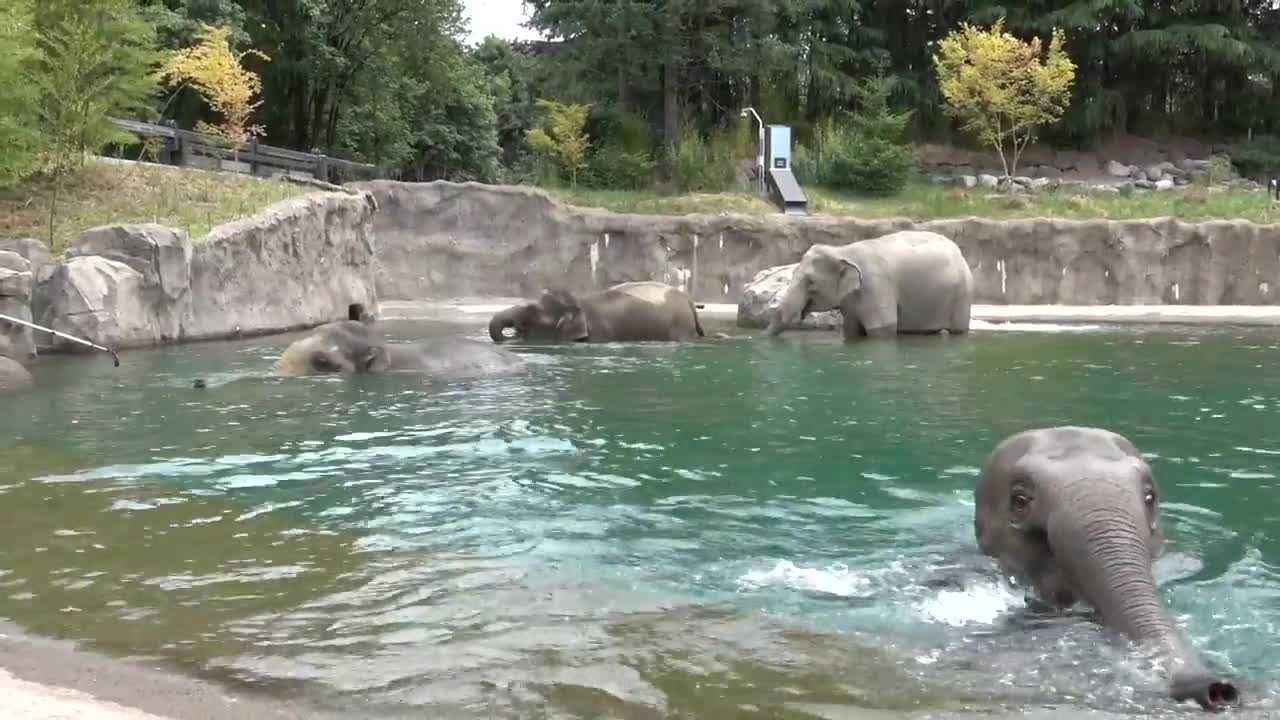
(380, 300, 1280, 328)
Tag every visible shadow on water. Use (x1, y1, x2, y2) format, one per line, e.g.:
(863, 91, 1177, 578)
(0, 321, 1279, 717)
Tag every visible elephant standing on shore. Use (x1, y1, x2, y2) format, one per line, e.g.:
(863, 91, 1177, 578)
(0, 335, 33, 394)
(489, 281, 704, 343)
(275, 320, 527, 379)
(765, 231, 973, 339)
(975, 426, 1239, 711)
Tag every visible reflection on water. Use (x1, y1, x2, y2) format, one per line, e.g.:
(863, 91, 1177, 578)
(1, 321, 1279, 717)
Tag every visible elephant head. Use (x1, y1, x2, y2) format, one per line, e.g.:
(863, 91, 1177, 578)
(975, 427, 1239, 710)
(274, 321, 391, 375)
(765, 245, 863, 336)
(489, 290, 589, 343)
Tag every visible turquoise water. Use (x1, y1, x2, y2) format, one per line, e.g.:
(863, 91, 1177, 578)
(1, 317, 1279, 717)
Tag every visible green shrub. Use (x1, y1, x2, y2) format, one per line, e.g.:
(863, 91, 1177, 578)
(794, 75, 915, 196)
(802, 118, 913, 196)
(1228, 136, 1280, 181)
(668, 125, 735, 193)
(581, 145, 656, 190)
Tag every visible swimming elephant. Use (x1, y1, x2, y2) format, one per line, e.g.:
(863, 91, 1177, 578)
(275, 320, 527, 379)
(488, 281, 705, 343)
(0, 335, 33, 394)
(974, 426, 1239, 711)
(764, 231, 973, 339)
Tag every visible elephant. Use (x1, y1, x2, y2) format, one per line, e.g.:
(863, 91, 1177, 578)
(488, 281, 705, 343)
(275, 320, 527, 379)
(974, 426, 1239, 711)
(764, 231, 973, 339)
(0, 335, 33, 394)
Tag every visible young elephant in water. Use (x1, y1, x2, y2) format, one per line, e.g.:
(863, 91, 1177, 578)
(974, 426, 1239, 711)
(275, 320, 526, 379)
(0, 335, 33, 394)
(488, 281, 704, 343)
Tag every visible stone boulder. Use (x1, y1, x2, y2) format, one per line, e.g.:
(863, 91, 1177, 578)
(71, 224, 192, 303)
(31, 190, 379, 351)
(0, 251, 35, 360)
(1106, 160, 1132, 177)
(0, 353, 32, 394)
(0, 238, 54, 283)
(735, 263, 842, 331)
(32, 256, 165, 351)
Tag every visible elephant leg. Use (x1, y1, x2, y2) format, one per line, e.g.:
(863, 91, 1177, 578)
(948, 293, 972, 334)
(841, 311, 865, 339)
(846, 296, 897, 339)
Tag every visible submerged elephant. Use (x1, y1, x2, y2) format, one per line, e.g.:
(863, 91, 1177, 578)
(488, 281, 704, 343)
(275, 320, 527, 379)
(765, 231, 973, 339)
(0, 335, 33, 394)
(975, 426, 1239, 710)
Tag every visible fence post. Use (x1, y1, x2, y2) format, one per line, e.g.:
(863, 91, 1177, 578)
(249, 137, 259, 176)
(317, 156, 329, 183)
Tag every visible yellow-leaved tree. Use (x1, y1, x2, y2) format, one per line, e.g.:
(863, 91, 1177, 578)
(160, 24, 268, 147)
(933, 18, 1076, 189)
(526, 99, 591, 186)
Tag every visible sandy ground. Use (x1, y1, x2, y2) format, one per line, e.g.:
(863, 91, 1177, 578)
(381, 299, 1280, 328)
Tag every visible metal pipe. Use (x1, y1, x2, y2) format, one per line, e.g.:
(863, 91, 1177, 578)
(0, 313, 120, 366)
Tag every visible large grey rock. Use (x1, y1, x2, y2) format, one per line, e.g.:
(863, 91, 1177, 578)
(1154, 179, 1176, 191)
(959, 175, 978, 189)
(32, 190, 380, 351)
(978, 174, 999, 189)
(71, 224, 192, 302)
(0, 251, 35, 359)
(1106, 160, 1132, 177)
(32, 256, 162, 350)
(0, 238, 54, 283)
(1145, 165, 1164, 182)
(735, 264, 841, 330)
(0, 352, 32, 393)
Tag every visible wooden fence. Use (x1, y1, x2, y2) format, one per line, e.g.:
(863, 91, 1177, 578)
(110, 118, 380, 184)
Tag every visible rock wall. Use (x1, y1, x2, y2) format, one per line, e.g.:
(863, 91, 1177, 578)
(30, 191, 379, 352)
(352, 180, 1280, 307)
(0, 251, 35, 359)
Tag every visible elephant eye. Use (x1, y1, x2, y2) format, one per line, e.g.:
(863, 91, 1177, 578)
(311, 354, 339, 372)
(1144, 489, 1157, 508)
(1010, 492, 1031, 514)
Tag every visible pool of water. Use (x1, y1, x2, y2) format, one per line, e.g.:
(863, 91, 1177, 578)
(2, 316, 1279, 718)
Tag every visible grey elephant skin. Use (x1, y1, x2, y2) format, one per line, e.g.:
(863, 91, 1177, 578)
(765, 231, 973, 339)
(974, 426, 1239, 711)
(488, 281, 704, 343)
(276, 321, 527, 379)
(0, 335, 33, 394)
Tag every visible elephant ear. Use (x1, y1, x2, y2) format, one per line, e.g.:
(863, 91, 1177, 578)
(836, 257, 865, 299)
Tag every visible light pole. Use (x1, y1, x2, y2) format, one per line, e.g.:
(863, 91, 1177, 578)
(740, 107, 765, 194)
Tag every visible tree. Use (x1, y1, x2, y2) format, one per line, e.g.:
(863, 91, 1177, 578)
(0, 0, 42, 188)
(933, 18, 1076, 187)
(160, 24, 269, 146)
(33, 0, 162, 169)
(527, 99, 591, 186)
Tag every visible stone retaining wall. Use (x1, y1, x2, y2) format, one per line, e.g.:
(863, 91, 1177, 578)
(24, 190, 380, 352)
(352, 180, 1280, 307)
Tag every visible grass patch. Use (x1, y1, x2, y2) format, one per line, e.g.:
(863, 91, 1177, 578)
(547, 188, 777, 215)
(0, 157, 315, 253)
(549, 181, 1280, 224)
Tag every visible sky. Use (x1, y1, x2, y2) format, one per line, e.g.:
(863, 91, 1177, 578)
(462, 0, 544, 45)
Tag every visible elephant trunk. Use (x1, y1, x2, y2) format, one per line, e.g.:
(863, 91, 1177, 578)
(488, 307, 520, 343)
(1047, 488, 1239, 710)
(766, 281, 807, 336)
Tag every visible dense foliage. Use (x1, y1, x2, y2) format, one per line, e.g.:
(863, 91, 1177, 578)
(4, 0, 1280, 193)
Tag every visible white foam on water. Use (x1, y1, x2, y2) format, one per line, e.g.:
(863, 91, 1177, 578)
(736, 560, 874, 598)
(916, 581, 1024, 626)
(971, 319, 1102, 333)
